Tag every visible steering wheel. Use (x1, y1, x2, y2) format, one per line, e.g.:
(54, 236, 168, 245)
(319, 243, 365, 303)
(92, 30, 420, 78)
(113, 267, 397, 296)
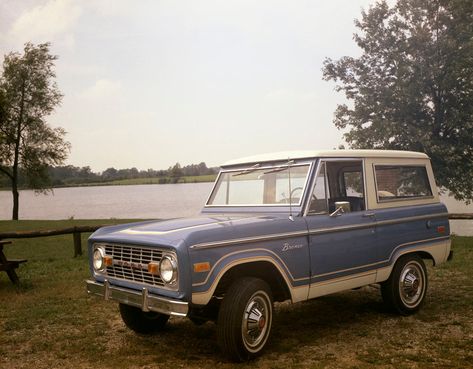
(290, 187, 303, 198)
(279, 187, 304, 203)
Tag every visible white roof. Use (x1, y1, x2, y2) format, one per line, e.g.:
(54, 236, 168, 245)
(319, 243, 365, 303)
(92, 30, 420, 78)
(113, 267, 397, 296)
(222, 150, 429, 166)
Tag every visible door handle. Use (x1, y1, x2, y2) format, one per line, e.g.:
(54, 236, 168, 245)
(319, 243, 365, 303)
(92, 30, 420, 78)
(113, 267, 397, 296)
(363, 212, 376, 218)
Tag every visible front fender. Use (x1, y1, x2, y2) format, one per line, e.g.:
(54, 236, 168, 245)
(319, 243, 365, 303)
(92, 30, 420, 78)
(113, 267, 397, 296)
(190, 247, 309, 305)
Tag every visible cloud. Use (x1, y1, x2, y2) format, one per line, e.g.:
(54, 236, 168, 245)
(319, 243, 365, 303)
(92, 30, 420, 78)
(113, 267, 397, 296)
(85, 0, 131, 17)
(8, 0, 81, 46)
(265, 88, 318, 103)
(79, 79, 123, 100)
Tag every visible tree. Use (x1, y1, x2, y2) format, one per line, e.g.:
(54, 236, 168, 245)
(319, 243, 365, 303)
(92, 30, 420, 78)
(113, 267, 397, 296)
(0, 42, 70, 219)
(323, 0, 473, 201)
(102, 167, 118, 181)
(169, 163, 183, 182)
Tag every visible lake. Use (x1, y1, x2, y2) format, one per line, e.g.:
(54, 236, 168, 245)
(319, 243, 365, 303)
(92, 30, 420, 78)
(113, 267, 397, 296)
(0, 183, 472, 235)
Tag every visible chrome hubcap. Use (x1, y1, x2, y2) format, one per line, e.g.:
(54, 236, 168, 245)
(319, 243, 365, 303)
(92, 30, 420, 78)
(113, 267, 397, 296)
(242, 293, 271, 352)
(399, 262, 424, 307)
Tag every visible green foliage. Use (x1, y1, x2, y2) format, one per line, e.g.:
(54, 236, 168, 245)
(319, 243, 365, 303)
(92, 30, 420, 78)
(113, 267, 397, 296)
(50, 162, 217, 187)
(0, 163, 218, 189)
(323, 0, 473, 202)
(169, 162, 183, 181)
(0, 42, 70, 218)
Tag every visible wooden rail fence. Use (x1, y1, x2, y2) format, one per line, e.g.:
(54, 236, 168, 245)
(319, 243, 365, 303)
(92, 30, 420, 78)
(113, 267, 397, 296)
(447, 213, 473, 220)
(0, 213, 471, 258)
(0, 225, 103, 257)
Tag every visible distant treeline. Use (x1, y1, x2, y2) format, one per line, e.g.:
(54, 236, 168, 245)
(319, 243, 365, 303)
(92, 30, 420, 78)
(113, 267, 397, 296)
(0, 162, 219, 189)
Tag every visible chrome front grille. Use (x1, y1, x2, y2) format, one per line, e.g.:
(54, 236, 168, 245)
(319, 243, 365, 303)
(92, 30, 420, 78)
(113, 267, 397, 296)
(104, 244, 165, 287)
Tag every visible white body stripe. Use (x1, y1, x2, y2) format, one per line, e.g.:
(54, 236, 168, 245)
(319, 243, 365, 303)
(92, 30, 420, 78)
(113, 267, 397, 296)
(191, 237, 450, 306)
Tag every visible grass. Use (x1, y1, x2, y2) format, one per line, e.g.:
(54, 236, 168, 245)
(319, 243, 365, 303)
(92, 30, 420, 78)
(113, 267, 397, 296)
(97, 174, 218, 186)
(0, 220, 472, 369)
(66, 174, 217, 187)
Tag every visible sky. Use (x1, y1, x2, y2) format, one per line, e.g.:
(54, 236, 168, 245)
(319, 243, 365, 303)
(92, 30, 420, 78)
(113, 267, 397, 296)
(0, 0, 379, 172)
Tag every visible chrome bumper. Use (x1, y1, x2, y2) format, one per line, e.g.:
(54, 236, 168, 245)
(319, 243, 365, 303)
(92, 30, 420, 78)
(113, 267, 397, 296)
(86, 279, 188, 317)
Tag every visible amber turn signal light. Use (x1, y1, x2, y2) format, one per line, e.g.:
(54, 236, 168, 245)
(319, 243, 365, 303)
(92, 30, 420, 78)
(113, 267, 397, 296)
(148, 262, 160, 275)
(104, 256, 113, 266)
(193, 262, 210, 273)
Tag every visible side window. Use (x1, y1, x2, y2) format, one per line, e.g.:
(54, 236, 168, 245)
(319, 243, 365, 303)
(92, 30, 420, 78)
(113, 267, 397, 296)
(308, 160, 366, 214)
(374, 165, 433, 201)
(327, 161, 365, 212)
(343, 171, 363, 198)
(308, 162, 329, 214)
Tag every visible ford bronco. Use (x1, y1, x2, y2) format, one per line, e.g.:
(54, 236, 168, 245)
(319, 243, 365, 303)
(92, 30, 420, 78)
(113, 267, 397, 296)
(86, 150, 451, 361)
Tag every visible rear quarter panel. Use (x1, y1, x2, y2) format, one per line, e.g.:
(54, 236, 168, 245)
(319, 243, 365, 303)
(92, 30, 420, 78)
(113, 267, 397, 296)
(364, 157, 450, 282)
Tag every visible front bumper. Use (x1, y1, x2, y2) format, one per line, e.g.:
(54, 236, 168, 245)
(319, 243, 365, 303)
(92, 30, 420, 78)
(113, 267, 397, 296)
(86, 279, 188, 317)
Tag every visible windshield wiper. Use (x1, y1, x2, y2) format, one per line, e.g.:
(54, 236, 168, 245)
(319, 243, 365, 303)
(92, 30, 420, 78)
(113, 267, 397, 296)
(263, 160, 295, 174)
(232, 163, 261, 177)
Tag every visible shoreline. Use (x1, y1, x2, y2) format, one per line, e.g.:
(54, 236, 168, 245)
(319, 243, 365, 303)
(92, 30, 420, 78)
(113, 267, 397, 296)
(0, 174, 217, 191)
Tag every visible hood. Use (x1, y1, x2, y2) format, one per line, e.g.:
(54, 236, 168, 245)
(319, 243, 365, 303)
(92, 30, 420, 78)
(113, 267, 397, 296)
(89, 214, 282, 249)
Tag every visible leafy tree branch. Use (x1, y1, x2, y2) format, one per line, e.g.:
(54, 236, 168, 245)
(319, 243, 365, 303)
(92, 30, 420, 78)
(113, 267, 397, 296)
(323, 0, 473, 202)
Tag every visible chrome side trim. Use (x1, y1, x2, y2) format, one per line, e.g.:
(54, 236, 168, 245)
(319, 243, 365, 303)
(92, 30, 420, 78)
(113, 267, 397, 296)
(309, 212, 448, 236)
(86, 279, 188, 317)
(312, 261, 382, 279)
(189, 230, 308, 250)
(189, 212, 448, 250)
(375, 213, 448, 227)
(308, 221, 374, 235)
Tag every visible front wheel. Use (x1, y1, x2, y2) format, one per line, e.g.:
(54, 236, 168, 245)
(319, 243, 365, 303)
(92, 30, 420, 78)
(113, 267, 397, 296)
(119, 303, 169, 334)
(381, 254, 428, 315)
(217, 277, 273, 362)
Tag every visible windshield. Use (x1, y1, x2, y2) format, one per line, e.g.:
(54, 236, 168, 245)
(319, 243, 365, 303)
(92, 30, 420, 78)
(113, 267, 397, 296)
(206, 163, 311, 206)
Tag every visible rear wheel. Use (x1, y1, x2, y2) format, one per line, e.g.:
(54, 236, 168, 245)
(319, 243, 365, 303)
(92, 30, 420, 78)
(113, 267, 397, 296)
(217, 277, 273, 362)
(381, 255, 428, 315)
(119, 303, 169, 334)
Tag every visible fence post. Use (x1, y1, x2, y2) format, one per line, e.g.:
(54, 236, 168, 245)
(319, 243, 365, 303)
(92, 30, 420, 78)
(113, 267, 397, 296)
(73, 232, 82, 257)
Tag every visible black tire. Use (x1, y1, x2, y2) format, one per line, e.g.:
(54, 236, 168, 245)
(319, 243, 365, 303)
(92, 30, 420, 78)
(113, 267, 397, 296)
(217, 277, 273, 362)
(119, 303, 169, 334)
(381, 254, 428, 315)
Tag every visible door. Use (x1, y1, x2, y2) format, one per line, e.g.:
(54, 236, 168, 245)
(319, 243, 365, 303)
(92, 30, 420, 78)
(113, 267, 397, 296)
(304, 159, 378, 299)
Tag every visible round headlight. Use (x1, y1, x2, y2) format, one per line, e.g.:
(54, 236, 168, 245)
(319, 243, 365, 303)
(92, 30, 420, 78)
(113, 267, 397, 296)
(160, 255, 177, 284)
(93, 246, 105, 271)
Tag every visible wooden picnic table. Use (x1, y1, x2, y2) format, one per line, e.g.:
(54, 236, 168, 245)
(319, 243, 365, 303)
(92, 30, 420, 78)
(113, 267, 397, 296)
(0, 240, 27, 284)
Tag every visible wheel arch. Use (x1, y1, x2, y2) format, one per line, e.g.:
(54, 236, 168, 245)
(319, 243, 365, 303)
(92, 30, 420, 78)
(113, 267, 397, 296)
(411, 250, 436, 265)
(376, 241, 447, 283)
(214, 261, 292, 302)
(191, 258, 294, 305)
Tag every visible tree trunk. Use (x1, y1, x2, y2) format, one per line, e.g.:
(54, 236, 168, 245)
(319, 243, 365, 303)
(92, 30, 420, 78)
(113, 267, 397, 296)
(11, 178, 19, 220)
(12, 89, 23, 221)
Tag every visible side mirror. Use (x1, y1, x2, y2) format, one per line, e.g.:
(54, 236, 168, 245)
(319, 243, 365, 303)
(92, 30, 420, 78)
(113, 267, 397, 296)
(330, 201, 350, 217)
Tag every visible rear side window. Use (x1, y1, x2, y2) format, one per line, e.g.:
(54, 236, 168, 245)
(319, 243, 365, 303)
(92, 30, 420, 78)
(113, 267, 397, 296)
(374, 165, 433, 201)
